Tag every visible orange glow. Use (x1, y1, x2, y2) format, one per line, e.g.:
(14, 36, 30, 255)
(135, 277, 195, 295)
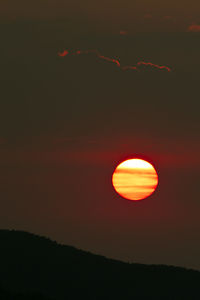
(112, 158, 158, 201)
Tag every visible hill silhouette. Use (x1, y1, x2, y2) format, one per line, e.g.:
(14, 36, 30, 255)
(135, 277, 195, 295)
(0, 230, 199, 299)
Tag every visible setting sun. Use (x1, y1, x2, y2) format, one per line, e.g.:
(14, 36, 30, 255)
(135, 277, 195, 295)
(112, 158, 158, 201)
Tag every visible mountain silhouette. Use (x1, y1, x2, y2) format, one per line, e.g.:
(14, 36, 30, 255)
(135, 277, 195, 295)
(0, 229, 199, 299)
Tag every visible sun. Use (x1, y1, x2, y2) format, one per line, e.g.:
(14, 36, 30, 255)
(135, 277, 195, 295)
(112, 158, 158, 201)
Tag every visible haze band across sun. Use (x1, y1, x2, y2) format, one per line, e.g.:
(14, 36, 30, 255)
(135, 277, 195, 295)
(112, 158, 158, 201)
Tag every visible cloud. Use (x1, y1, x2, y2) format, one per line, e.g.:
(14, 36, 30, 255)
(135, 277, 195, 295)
(163, 16, 173, 20)
(58, 49, 172, 72)
(119, 30, 128, 35)
(98, 54, 121, 67)
(144, 14, 152, 19)
(58, 50, 69, 57)
(121, 66, 137, 71)
(136, 61, 171, 72)
(187, 24, 200, 32)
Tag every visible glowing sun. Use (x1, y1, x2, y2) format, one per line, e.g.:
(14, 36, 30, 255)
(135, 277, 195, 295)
(112, 158, 158, 201)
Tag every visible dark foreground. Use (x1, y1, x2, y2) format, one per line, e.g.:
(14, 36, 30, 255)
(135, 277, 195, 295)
(0, 230, 199, 299)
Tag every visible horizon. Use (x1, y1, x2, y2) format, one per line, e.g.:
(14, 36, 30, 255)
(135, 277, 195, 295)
(1, 228, 200, 274)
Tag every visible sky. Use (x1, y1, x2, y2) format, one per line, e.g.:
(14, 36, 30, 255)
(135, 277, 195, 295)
(2, 0, 200, 32)
(0, 1, 200, 270)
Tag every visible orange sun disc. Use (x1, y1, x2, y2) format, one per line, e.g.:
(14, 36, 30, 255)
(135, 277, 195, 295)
(112, 158, 158, 201)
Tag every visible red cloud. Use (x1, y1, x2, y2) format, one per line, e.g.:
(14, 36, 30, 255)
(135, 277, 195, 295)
(58, 50, 69, 57)
(144, 14, 152, 19)
(73, 49, 121, 67)
(163, 16, 173, 20)
(119, 30, 128, 35)
(121, 66, 137, 71)
(187, 24, 200, 32)
(58, 49, 172, 72)
(98, 54, 121, 67)
(137, 61, 171, 72)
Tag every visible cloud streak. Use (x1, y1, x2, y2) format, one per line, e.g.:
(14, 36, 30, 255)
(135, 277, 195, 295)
(136, 61, 171, 72)
(187, 24, 200, 32)
(58, 49, 172, 72)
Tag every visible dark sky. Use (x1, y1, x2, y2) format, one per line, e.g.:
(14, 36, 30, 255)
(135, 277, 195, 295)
(2, 0, 200, 32)
(0, 1, 200, 270)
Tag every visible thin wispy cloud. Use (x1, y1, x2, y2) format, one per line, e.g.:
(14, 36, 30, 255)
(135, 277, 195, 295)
(58, 49, 172, 72)
(136, 61, 171, 72)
